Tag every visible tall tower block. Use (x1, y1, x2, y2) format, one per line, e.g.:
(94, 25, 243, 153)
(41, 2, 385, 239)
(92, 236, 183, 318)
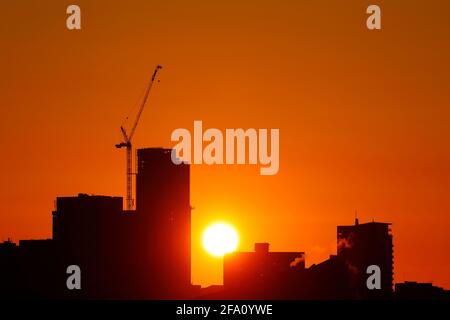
(136, 148, 191, 298)
(337, 219, 394, 299)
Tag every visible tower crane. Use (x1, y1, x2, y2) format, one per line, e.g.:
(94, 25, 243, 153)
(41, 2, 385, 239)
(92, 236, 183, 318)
(116, 65, 162, 210)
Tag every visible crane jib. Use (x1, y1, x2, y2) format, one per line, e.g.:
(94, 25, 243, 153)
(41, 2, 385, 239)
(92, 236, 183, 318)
(116, 65, 162, 210)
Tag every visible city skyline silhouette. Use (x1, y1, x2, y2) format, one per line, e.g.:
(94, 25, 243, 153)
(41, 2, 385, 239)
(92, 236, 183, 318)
(0, 147, 448, 300)
(2, 1, 450, 292)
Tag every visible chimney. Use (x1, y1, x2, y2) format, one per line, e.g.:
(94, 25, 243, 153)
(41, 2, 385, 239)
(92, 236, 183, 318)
(254, 242, 269, 253)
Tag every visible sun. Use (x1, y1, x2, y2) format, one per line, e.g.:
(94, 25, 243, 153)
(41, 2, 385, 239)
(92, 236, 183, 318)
(202, 223, 239, 257)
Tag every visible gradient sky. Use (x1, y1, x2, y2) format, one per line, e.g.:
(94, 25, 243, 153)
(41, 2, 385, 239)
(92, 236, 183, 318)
(1, 0, 450, 288)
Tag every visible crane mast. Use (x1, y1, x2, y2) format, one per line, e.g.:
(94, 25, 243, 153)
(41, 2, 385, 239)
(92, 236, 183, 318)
(116, 65, 162, 210)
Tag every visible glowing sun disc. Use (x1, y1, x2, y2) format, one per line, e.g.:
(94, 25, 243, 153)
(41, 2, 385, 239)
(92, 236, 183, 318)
(202, 223, 239, 257)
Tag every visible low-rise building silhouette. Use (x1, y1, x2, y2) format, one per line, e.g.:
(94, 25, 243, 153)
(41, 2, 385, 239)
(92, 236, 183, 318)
(223, 243, 305, 298)
(221, 244, 352, 299)
(395, 281, 450, 300)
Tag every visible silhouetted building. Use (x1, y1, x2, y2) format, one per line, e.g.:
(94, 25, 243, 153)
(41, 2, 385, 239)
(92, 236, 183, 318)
(0, 148, 192, 299)
(53, 194, 123, 244)
(0, 239, 56, 299)
(395, 281, 450, 300)
(2, 148, 448, 301)
(50, 148, 192, 299)
(135, 148, 191, 298)
(52, 194, 129, 298)
(303, 255, 352, 299)
(224, 243, 305, 299)
(222, 243, 353, 299)
(0, 240, 19, 298)
(337, 219, 394, 299)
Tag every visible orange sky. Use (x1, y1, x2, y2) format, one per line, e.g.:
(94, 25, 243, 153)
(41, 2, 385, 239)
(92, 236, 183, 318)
(1, 0, 450, 288)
